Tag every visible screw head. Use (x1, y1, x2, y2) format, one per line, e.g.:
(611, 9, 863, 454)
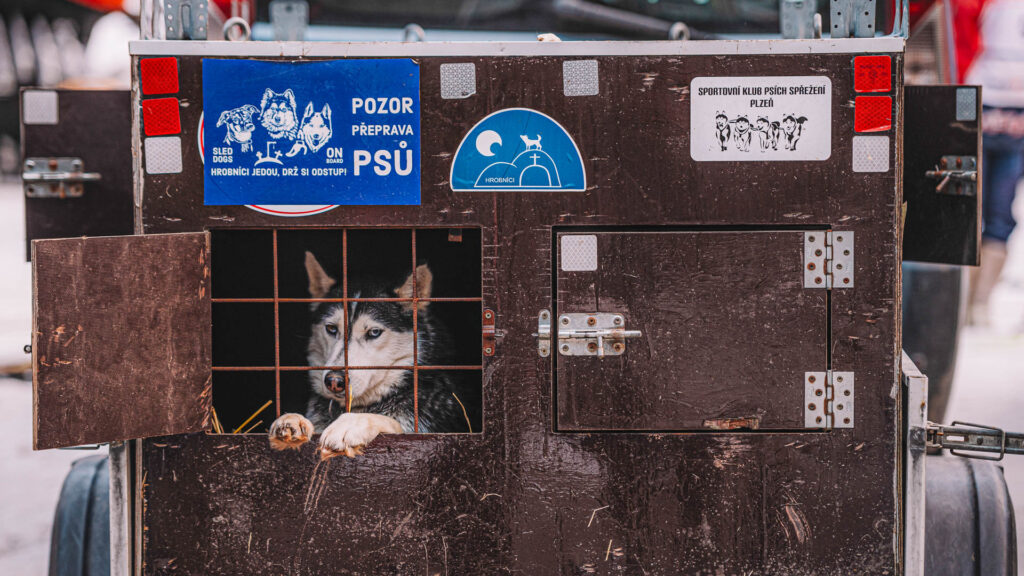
(587, 342, 598, 352)
(807, 262, 816, 270)
(560, 316, 570, 326)
(561, 344, 570, 353)
(612, 342, 624, 353)
(587, 316, 597, 326)
(484, 347, 493, 354)
(808, 403, 817, 411)
(815, 389, 823, 396)
(613, 316, 622, 325)
(808, 375, 816, 383)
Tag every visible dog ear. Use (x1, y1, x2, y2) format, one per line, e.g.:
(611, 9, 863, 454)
(395, 264, 432, 311)
(260, 89, 274, 112)
(321, 103, 331, 121)
(304, 251, 336, 299)
(216, 110, 230, 127)
(284, 89, 297, 109)
(303, 101, 314, 120)
(243, 104, 258, 116)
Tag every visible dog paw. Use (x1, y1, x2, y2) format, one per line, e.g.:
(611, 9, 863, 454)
(319, 413, 403, 460)
(268, 413, 313, 450)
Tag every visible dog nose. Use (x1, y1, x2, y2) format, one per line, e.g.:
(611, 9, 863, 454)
(324, 371, 346, 393)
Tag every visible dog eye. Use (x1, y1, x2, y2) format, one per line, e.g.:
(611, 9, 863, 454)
(325, 324, 339, 336)
(366, 327, 383, 339)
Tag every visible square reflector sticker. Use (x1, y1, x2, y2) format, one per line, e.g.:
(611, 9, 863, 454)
(854, 55, 891, 93)
(140, 57, 179, 95)
(142, 97, 181, 136)
(854, 96, 892, 133)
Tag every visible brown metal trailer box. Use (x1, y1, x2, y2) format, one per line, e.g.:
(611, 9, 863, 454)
(26, 37, 982, 574)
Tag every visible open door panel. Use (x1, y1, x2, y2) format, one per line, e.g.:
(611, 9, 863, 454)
(32, 232, 211, 449)
(903, 85, 982, 265)
(21, 89, 134, 261)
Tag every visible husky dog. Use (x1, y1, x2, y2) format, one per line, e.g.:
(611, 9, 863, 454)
(216, 104, 259, 152)
(714, 113, 731, 151)
(269, 252, 476, 458)
(259, 88, 299, 140)
(755, 116, 779, 152)
(733, 115, 752, 152)
(286, 102, 333, 157)
(782, 114, 808, 151)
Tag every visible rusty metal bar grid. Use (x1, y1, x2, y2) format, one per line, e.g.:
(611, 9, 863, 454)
(210, 227, 484, 434)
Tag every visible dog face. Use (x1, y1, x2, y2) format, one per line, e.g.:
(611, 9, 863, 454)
(216, 105, 258, 144)
(715, 114, 728, 129)
(299, 103, 332, 152)
(259, 89, 298, 138)
(304, 253, 432, 407)
(735, 117, 750, 134)
(783, 116, 797, 135)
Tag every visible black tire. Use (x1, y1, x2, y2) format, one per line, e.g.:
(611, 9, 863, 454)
(902, 262, 964, 422)
(48, 455, 110, 576)
(925, 455, 1018, 576)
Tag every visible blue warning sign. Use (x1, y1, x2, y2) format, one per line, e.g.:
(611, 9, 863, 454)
(202, 59, 420, 206)
(449, 108, 586, 192)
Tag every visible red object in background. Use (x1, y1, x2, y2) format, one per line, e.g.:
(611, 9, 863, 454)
(854, 56, 893, 92)
(951, 0, 985, 82)
(68, 0, 125, 11)
(855, 96, 893, 132)
(140, 58, 179, 96)
(142, 98, 182, 136)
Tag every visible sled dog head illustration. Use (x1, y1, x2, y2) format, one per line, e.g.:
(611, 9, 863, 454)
(259, 88, 299, 140)
(299, 102, 333, 153)
(714, 112, 731, 151)
(216, 104, 259, 152)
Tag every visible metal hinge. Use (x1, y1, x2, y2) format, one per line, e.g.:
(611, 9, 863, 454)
(804, 231, 854, 289)
(23, 157, 101, 198)
(536, 310, 642, 357)
(804, 371, 854, 429)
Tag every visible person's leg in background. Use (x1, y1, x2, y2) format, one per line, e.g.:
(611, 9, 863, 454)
(969, 131, 1024, 325)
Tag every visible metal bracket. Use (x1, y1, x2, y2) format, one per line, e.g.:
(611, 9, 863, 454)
(537, 310, 551, 357)
(23, 157, 100, 198)
(830, 0, 876, 38)
(925, 156, 978, 197)
(780, 0, 817, 39)
(804, 371, 854, 429)
(804, 231, 854, 289)
(926, 421, 1024, 460)
(164, 0, 208, 40)
(270, 0, 308, 41)
(556, 313, 641, 357)
(482, 309, 496, 357)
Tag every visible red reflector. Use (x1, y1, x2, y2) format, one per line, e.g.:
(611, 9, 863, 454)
(854, 55, 891, 93)
(140, 57, 179, 95)
(854, 96, 892, 133)
(142, 98, 181, 136)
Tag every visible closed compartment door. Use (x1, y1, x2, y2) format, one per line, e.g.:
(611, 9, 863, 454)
(554, 230, 827, 431)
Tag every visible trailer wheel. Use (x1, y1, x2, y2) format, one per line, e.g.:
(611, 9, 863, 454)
(925, 455, 1018, 576)
(48, 455, 109, 576)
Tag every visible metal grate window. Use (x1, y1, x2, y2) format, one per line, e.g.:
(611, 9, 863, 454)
(209, 228, 484, 435)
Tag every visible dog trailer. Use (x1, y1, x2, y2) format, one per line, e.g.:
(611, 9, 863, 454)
(22, 2, 1020, 573)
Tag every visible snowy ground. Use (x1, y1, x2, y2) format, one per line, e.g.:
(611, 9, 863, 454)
(0, 178, 1021, 572)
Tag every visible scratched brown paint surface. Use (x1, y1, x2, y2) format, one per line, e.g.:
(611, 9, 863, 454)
(21, 90, 134, 261)
(131, 53, 901, 574)
(32, 233, 211, 449)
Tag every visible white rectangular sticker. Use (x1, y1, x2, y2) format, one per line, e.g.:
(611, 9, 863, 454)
(690, 76, 832, 161)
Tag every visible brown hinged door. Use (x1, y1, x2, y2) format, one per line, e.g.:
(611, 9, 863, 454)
(903, 85, 982, 265)
(21, 89, 134, 261)
(555, 231, 827, 431)
(32, 233, 211, 449)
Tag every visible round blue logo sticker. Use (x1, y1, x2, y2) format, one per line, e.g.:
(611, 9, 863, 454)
(450, 108, 586, 192)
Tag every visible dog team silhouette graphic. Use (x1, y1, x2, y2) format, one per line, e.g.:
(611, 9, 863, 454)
(713, 112, 808, 153)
